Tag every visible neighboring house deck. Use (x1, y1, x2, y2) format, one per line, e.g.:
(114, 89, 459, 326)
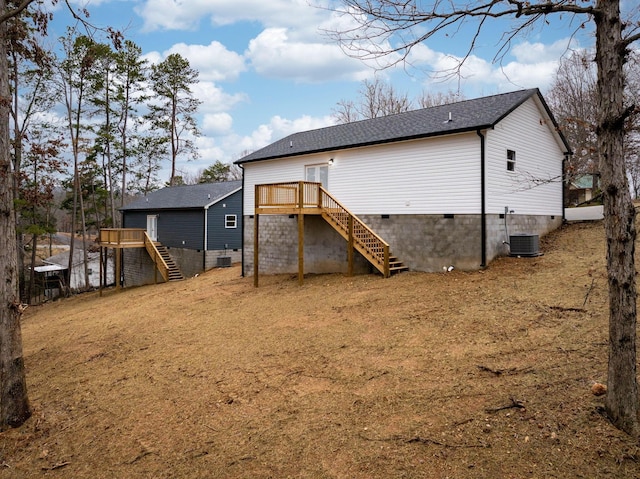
(100, 181, 242, 288)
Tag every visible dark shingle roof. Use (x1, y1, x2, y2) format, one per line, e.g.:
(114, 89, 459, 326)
(120, 181, 241, 211)
(236, 89, 570, 164)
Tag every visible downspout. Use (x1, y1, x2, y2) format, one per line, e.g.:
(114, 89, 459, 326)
(477, 130, 487, 268)
(239, 163, 245, 277)
(562, 154, 567, 221)
(203, 206, 208, 272)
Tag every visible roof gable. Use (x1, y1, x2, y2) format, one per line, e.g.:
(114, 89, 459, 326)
(120, 181, 242, 211)
(236, 89, 570, 164)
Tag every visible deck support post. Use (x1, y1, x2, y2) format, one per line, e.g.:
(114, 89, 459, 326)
(254, 213, 259, 287)
(383, 244, 390, 278)
(298, 182, 305, 286)
(115, 247, 121, 290)
(99, 246, 103, 297)
(153, 248, 158, 284)
(347, 215, 354, 276)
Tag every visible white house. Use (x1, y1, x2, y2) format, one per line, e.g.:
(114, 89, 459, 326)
(236, 89, 571, 277)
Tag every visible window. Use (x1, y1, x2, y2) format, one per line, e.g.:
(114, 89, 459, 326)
(225, 214, 237, 229)
(306, 164, 329, 189)
(507, 149, 516, 171)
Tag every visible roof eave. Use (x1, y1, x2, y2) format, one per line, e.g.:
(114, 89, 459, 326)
(236, 125, 495, 164)
(203, 187, 242, 209)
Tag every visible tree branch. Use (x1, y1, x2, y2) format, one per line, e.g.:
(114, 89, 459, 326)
(624, 32, 640, 47)
(0, 0, 35, 24)
(325, 0, 596, 70)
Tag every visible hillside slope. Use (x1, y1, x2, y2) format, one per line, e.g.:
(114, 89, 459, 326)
(1, 221, 639, 478)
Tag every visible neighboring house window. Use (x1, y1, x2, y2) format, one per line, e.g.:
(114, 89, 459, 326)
(225, 214, 237, 228)
(507, 149, 516, 171)
(306, 164, 329, 189)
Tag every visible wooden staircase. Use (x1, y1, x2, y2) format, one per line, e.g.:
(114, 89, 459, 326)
(319, 188, 408, 277)
(154, 244, 185, 281)
(143, 234, 184, 282)
(254, 181, 408, 283)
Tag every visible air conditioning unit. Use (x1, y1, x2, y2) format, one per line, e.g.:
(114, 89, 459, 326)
(509, 234, 540, 257)
(216, 256, 232, 268)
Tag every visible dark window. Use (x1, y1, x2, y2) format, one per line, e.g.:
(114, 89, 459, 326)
(507, 149, 516, 171)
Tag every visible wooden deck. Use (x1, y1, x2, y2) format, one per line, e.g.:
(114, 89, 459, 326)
(253, 182, 407, 286)
(99, 228, 147, 248)
(98, 228, 183, 289)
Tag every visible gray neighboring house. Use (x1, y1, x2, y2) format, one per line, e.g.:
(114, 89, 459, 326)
(237, 89, 572, 276)
(120, 181, 242, 284)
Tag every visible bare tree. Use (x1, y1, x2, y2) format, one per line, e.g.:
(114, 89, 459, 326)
(417, 89, 465, 109)
(332, 77, 412, 123)
(0, 0, 36, 431)
(547, 51, 599, 183)
(624, 51, 640, 197)
(329, 0, 640, 436)
(1, 0, 121, 430)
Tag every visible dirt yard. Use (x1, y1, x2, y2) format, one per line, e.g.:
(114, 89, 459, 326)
(1, 220, 639, 478)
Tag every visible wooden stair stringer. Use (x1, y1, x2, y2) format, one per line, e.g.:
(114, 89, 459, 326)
(154, 244, 185, 281)
(143, 234, 185, 282)
(320, 207, 408, 277)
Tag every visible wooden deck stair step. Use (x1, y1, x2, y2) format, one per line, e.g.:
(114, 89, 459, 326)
(389, 256, 409, 275)
(154, 244, 185, 281)
(320, 205, 408, 277)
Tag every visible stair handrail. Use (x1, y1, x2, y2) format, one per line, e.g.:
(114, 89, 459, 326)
(318, 186, 390, 277)
(143, 233, 170, 282)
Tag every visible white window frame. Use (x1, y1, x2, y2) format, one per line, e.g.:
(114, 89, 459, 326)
(507, 149, 516, 172)
(225, 214, 237, 229)
(305, 163, 329, 189)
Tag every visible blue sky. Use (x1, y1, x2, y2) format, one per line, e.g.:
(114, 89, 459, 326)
(47, 0, 595, 182)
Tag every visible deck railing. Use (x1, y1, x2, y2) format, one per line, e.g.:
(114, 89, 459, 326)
(319, 187, 390, 277)
(143, 232, 169, 282)
(255, 181, 390, 277)
(255, 181, 321, 210)
(99, 228, 146, 246)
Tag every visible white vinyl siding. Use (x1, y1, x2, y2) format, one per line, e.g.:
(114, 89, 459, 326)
(243, 97, 564, 217)
(485, 97, 564, 215)
(329, 134, 481, 215)
(243, 133, 482, 216)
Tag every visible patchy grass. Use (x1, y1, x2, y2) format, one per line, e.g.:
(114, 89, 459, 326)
(1, 221, 639, 478)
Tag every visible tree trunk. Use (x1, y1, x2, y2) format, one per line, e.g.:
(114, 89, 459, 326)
(596, 0, 640, 437)
(10, 49, 25, 306)
(27, 234, 37, 304)
(0, 0, 31, 430)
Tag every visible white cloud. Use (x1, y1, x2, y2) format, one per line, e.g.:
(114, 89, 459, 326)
(135, 0, 328, 32)
(193, 137, 227, 164)
(202, 113, 234, 136)
(511, 39, 577, 64)
(136, 1, 374, 84)
(191, 82, 247, 114)
(144, 42, 246, 82)
(233, 114, 335, 156)
(246, 28, 370, 83)
(161, 42, 246, 82)
(408, 37, 580, 94)
(495, 61, 560, 91)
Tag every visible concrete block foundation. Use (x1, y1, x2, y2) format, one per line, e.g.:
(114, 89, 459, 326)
(242, 213, 562, 276)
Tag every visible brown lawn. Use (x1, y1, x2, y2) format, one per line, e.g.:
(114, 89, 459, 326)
(1, 220, 639, 478)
